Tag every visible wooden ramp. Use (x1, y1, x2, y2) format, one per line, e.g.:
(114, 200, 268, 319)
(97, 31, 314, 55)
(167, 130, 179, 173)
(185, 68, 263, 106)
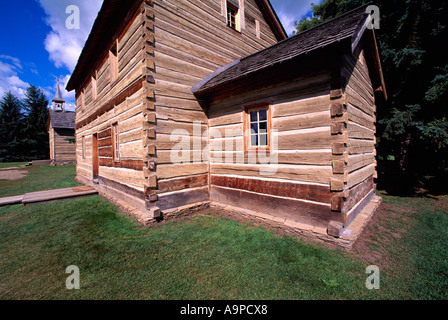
(22, 186, 98, 205)
(0, 195, 24, 206)
(0, 186, 98, 207)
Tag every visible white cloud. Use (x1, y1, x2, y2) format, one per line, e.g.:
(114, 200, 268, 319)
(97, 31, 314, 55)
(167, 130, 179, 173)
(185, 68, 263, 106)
(270, 0, 316, 35)
(0, 56, 30, 99)
(38, 0, 103, 72)
(276, 10, 299, 36)
(58, 74, 76, 111)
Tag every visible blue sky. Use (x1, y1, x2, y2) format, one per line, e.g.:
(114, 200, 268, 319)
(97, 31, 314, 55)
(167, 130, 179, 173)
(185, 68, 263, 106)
(0, 0, 316, 110)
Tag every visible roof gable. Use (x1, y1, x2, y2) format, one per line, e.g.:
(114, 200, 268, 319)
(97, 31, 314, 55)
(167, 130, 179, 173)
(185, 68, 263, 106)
(192, 4, 385, 95)
(66, 0, 286, 92)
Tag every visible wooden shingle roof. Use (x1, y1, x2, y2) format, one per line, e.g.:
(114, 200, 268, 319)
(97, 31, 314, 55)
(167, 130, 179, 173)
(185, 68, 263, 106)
(48, 110, 76, 130)
(192, 4, 372, 95)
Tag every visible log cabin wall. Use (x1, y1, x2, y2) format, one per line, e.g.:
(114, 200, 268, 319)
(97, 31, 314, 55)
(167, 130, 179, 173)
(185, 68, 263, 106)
(330, 41, 378, 226)
(75, 2, 151, 211)
(52, 128, 76, 162)
(206, 54, 348, 229)
(147, 0, 281, 211)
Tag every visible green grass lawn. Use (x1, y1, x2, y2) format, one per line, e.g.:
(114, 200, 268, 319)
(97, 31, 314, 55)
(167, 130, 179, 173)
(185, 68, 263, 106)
(0, 163, 447, 299)
(0, 164, 80, 197)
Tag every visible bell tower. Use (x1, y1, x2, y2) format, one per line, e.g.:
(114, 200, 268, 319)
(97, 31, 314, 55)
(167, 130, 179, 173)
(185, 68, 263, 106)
(52, 78, 66, 112)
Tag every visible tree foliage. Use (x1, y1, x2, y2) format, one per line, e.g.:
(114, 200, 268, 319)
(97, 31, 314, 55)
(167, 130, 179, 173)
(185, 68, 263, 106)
(295, 0, 448, 181)
(22, 85, 50, 160)
(0, 91, 24, 161)
(0, 86, 49, 162)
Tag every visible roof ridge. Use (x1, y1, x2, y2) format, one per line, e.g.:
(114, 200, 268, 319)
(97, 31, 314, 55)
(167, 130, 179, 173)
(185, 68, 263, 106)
(240, 2, 372, 63)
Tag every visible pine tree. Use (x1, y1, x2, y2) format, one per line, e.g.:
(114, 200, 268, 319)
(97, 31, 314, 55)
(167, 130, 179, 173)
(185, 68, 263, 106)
(22, 85, 49, 160)
(0, 91, 24, 161)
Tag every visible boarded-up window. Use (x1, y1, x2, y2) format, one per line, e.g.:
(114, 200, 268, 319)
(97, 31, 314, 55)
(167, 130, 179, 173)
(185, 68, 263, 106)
(82, 136, 86, 159)
(112, 123, 120, 162)
(80, 91, 85, 111)
(255, 20, 261, 39)
(91, 73, 97, 101)
(244, 104, 271, 151)
(109, 40, 118, 83)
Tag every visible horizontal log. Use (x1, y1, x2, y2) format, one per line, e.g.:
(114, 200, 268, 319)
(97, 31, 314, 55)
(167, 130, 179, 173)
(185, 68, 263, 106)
(98, 128, 112, 139)
(347, 139, 375, 155)
(272, 93, 330, 118)
(99, 165, 146, 189)
(272, 111, 330, 132)
(347, 103, 375, 130)
(99, 158, 144, 171)
(209, 150, 335, 166)
(210, 163, 332, 184)
(276, 128, 331, 150)
(157, 162, 208, 179)
(210, 186, 340, 228)
(346, 176, 374, 212)
(347, 163, 375, 189)
(158, 174, 208, 193)
(98, 175, 145, 201)
(210, 175, 332, 204)
(99, 146, 113, 157)
(158, 187, 209, 210)
(76, 77, 145, 130)
(348, 122, 375, 140)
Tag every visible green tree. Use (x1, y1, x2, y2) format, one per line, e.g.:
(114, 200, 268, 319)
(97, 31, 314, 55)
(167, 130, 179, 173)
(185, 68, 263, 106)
(0, 91, 25, 161)
(22, 85, 49, 160)
(294, 0, 448, 186)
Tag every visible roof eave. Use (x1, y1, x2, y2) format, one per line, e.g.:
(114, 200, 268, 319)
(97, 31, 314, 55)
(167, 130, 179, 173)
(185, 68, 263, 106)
(351, 14, 387, 100)
(66, 0, 142, 92)
(255, 0, 288, 41)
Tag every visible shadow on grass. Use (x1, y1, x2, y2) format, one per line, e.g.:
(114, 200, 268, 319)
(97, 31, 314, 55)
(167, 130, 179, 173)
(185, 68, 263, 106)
(377, 172, 448, 198)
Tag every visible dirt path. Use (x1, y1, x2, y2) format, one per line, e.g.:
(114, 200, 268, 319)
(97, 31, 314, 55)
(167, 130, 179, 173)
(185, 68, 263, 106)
(0, 169, 28, 181)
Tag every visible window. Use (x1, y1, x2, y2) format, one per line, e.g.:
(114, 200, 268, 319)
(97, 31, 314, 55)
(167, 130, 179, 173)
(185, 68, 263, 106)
(91, 73, 97, 101)
(82, 136, 86, 159)
(109, 40, 118, 82)
(255, 19, 261, 39)
(227, 1, 240, 31)
(244, 104, 271, 151)
(112, 123, 120, 162)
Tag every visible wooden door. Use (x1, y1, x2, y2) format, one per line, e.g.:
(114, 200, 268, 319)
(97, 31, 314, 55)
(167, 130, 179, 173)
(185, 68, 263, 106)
(92, 133, 99, 179)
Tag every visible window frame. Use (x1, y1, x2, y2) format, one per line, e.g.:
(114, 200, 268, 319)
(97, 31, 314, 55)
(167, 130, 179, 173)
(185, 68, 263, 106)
(243, 103, 271, 153)
(111, 122, 120, 163)
(226, 1, 241, 32)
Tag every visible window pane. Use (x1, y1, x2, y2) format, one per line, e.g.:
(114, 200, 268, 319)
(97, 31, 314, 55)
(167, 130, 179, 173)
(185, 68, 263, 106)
(250, 111, 258, 122)
(251, 134, 258, 146)
(259, 121, 267, 133)
(259, 134, 268, 146)
(259, 110, 267, 121)
(228, 7, 236, 29)
(251, 123, 258, 134)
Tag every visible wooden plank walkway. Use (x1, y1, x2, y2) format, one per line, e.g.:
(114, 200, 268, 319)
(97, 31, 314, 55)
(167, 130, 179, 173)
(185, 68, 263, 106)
(0, 195, 24, 206)
(0, 186, 98, 207)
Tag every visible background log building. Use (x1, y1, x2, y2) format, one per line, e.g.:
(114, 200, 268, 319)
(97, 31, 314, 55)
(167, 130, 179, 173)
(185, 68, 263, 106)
(66, 0, 386, 237)
(47, 79, 76, 164)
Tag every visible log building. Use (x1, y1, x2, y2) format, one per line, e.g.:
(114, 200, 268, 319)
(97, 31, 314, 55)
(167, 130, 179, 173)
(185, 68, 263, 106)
(47, 79, 76, 164)
(66, 0, 386, 237)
